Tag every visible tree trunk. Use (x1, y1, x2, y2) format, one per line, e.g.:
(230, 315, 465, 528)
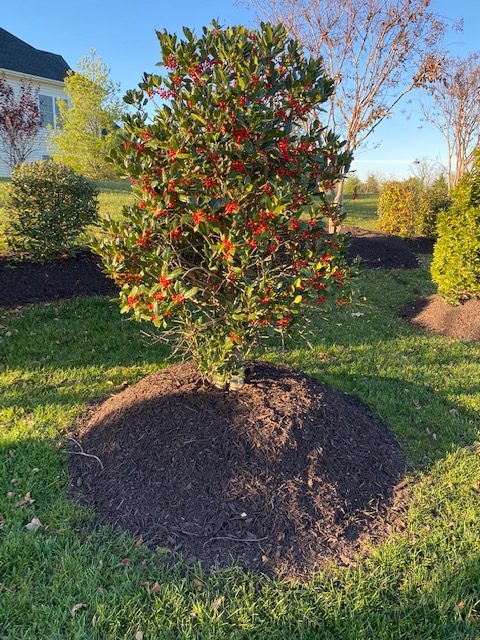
(330, 178, 345, 233)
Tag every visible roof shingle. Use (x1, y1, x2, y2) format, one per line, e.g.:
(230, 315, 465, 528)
(0, 27, 71, 82)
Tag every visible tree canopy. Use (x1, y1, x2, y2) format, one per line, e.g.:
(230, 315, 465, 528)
(49, 51, 123, 179)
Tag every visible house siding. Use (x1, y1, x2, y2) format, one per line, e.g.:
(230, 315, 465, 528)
(0, 70, 68, 178)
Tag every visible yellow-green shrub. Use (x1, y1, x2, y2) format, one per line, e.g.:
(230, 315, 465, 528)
(431, 155, 480, 304)
(378, 181, 419, 238)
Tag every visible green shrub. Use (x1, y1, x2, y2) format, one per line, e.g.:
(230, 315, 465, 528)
(378, 180, 419, 237)
(94, 22, 351, 387)
(418, 176, 451, 238)
(431, 155, 480, 304)
(5, 160, 98, 260)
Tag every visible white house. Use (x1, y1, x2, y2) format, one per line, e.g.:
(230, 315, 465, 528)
(0, 27, 71, 177)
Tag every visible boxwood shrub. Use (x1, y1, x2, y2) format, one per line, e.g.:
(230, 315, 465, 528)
(5, 160, 98, 261)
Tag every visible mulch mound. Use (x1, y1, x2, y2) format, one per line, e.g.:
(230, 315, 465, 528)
(400, 295, 480, 341)
(0, 250, 117, 308)
(69, 362, 405, 577)
(343, 225, 431, 269)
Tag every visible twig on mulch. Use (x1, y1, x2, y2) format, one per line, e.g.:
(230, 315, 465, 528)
(65, 437, 104, 470)
(203, 535, 268, 547)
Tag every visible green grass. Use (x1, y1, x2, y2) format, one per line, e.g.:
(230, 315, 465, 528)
(1, 263, 479, 639)
(343, 193, 379, 230)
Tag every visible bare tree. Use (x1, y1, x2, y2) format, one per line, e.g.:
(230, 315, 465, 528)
(411, 157, 445, 187)
(243, 0, 450, 223)
(0, 76, 41, 170)
(421, 53, 480, 190)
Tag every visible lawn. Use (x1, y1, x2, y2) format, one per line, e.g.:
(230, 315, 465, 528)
(343, 193, 379, 230)
(1, 261, 479, 638)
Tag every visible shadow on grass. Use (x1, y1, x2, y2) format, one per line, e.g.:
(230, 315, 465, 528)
(1, 293, 478, 471)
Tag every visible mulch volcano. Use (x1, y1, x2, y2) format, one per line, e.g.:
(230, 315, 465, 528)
(343, 225, 433, 269)
(400, 295, 480, 341)
(69, 362, 405, 577)
(0, 250, 117, 308)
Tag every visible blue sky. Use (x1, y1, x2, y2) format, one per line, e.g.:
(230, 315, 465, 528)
(2, 0, 478, 180)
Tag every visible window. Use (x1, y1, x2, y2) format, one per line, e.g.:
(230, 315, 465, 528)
(39, 95, 67, 129)
(39, 95, 54, 128)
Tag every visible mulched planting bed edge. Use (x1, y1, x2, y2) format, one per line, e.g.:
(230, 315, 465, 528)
(399, 295, 480, 341)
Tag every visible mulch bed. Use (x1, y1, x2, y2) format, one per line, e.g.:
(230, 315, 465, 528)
(343, 225, 433, 270)
(400, 295, 480, 341)
(0, 250, 117, 308)
(1, 229, 432, 308)
(69, 362, 405, 577)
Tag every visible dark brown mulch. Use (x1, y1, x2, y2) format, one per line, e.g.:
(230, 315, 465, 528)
(0, 250, 117, 308)
(343, 225, 429, 269)
(400, 295, 480, 341)
(69, 362, 405, 577)
(0, 228, 430, 308)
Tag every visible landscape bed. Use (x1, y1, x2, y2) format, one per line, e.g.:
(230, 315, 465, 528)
(400, 295, 480, 341)
(0, 226, 427, 307)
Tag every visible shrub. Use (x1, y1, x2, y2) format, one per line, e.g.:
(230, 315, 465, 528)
(431, 154, 480, 304)
(418, 176, 451, 238)
(5, 160, 98, 260)
(93, 22, 352, 388)
(377, 181, 419, 237)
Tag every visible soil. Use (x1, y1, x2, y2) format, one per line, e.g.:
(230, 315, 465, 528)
(343, 225, 432, 270)
(0, 250, 117, 308)
(400, 295, 480, 341)
(69, 361, 405, 577)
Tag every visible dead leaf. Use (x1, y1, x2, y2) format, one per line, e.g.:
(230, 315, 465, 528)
(119, 558, 130, 566)
(412, 399, 421, 409)
(140, 579, 150, 587)
(6, 492, 15, 499)
(25, 517, 42, 531)
(449, 408, 459, 416)
(135, 631, 144, 640)
(454, 601, 465, 613)
(193, 579, 204, 590)
(150, 581, 161, 594)
(211, 596, 224, 613)
(16, 492, 34, 507)
(70, 602, 87, 617)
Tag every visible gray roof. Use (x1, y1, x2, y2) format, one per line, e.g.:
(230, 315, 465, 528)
(0, 27, 71, 82)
